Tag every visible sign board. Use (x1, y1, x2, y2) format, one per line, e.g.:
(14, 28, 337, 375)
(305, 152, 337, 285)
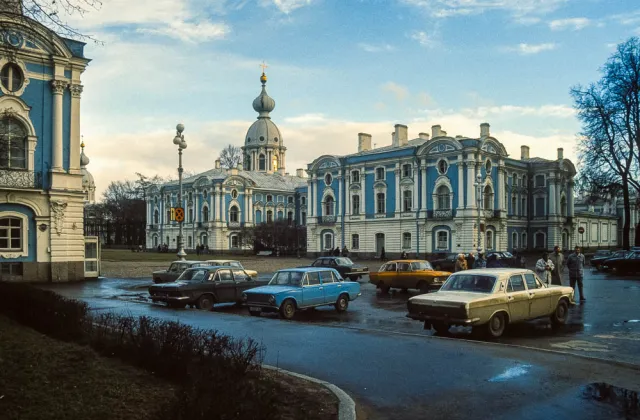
(171, 207, 185, 222)
(578, 226, 585, 234)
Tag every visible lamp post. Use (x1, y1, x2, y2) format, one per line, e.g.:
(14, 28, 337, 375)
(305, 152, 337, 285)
(474, 173, 483, 256)
(173, 123, 188, 261)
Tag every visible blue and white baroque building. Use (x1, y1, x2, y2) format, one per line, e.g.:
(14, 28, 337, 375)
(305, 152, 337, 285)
(307, 123, 580, 257)
(145, 72, 308, 251)
(0, 3, 95, 281)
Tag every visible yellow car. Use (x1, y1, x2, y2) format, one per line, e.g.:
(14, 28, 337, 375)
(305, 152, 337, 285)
(369, 260, 451, 294)
(406, 268, 576, 338)
(205, 260, 258, 279)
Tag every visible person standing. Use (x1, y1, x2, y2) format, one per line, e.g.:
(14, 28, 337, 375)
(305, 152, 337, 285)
(549, 245, 564, 286)
(473, 253, 487, 269)
(454, 254, 468, 272)
(535, 252, 555, 285)
(380, 247, 386, 261)
(566, 246, 586, 302)
(400, 250, 408, 259)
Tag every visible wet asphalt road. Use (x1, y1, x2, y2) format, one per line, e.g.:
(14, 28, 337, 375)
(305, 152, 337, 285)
(41, 270, 640, 419)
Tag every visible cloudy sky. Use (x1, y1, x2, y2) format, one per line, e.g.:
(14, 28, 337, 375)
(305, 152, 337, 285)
(66, 0, 639, 198)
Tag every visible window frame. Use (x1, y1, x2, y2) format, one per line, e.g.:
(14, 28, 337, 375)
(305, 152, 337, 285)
(351, 170, 360, 183)
(376, 192, 385, 214)
(351, 234, 359, 250)
(437, 159, 449, 175)
(402, 232, 411, 249)
(229, 205, 239, 223)
(0, 117, 28, 170)
(375, 167, 385, 181)
(403, 189, 412, 212)
(0, 213, 27, 257)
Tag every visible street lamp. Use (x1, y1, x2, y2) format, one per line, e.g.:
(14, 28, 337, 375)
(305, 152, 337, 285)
(173, 123, 188, 261)
(474, 172, 483, 256)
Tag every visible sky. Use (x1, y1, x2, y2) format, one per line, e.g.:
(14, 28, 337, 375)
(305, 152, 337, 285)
(61, 0, 640, 198)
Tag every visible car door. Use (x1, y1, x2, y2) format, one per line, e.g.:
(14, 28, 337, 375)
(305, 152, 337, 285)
(524, 273, 552, 317)
(395, 262, 412, 289)
(377, 262, 397, 285)
(231, 269, 254, 294)
(506, 274, 530, 322)
(302, 272, 325, 306)
(215, 269, 236, 302)
(319, 270, 340, 303)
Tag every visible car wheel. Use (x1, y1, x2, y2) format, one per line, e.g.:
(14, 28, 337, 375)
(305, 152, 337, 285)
(432, 321, 449, 334)
(335, 294, 349, 312)
(279, 299, 296, 320)
(487, 312, 507, 338)
(417, 281, 429, 294)
(249, 310, 261, 317)
(196, 295, 214, 311)
(550, 299, 568, 328)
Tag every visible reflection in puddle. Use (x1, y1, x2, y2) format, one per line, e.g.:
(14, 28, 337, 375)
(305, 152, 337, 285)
(488, 364, 532, 382)
(582, 383, 639, 418)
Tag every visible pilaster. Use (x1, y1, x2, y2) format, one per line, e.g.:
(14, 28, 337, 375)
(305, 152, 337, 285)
(69, 84, 83, 173)
(50, 79, 67, 171)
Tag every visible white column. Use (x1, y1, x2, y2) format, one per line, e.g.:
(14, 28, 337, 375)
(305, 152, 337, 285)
(549, 176, 557, 215)
(338, 175, 343, 220)
(69, 84, 83, 171)
(568, 182, 575, 217)
(195, 194, 199, 223)
(556, 178, 562, 216)
(466, 160, 475, 208)
(345, 172, 351, 216)
(215, 186, 221, 222)
(412, 163, 418, 211)
(497, 165, 505, 212)
(220, 185, 226, 222)
(361, 168, 366, 216)
(248, 189, 253, 222)
(395, 164, 400, 213)
(209, 189, 214, 222)
(421, 159, 427, 211)
(51, 80, 66, 171)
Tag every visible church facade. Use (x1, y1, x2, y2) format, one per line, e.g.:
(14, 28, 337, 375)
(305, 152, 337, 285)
(0, 4, 94, 281)
(145, 72, 307, 251)
(306, 123, 582, 257)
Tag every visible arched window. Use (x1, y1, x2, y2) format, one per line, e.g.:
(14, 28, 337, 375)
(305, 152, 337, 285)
(352, 195, 360, 215)
(202, 206, 209, 222)
(324, 196, 334, 216)
(229, 205, 239, 222)
(483, 185, 493, 210)
(255, 209, 262, 223)
(436, 185, 450, 210)
(512, 232, 518, 249)
(486, 230, 493, 250)
(522, 232, 528, 249)
(153, 235, 158, 247)
(259, 154, 266, 171)
(287, 211, 293, 224)
(245, 157, 251, 171)
(402, 232, 411, 249)
(301, 212, 306, 225)
(1, 63, 24, 92)
(153, 210, 159, 224)
(203, 190, 208, 199)
(560, 196, 567, 216)
(511, 195, 517, 216)
(323, 233, 333, 250)
(0, 117, 27, 169)
(267, 210, 273, 223)
(403, 190, 412, 212)
(277, 210, 283, 220)
(272, 154, 278, 171)
(0, 217, 22, 251)
(376, 193, 385, 214)
(522, 197, 527, 216)
(266, 194, 273, 202)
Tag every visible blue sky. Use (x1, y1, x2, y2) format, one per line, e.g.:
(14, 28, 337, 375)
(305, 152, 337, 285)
(65, 0, 640, 197)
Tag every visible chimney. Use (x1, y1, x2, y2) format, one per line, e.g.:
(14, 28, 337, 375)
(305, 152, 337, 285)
(296, 168, 305, 178)
(520, 145, 530, 160)
(557, 148, 564, 160)
(215, 159, 221, 169)
(393, 124, 408, 147)
(358, 133, 372, 153)
(431, 125, 442, 138)
(480, 122, 490, 137)
(278, 168, 285, 175)
(237, 162, 244, 171)
(418, 132, 430, 141)
(441, 130, 447, 137)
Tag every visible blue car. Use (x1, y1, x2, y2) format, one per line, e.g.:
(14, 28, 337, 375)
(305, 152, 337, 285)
(242, 267, 361, 319)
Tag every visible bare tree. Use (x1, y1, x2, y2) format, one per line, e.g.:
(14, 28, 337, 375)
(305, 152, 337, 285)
(0, 0, 102, 43)
(218, 144, 242, 169)
(571, 37, 640, 249)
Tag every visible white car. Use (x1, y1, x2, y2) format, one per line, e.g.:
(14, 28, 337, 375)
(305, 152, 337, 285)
(205, 259, 258, 278)
(406, 268, 576, 338)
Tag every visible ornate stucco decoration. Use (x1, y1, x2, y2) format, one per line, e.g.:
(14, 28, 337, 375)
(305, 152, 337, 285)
(69, 84, 83, 98)
(50, 80, 68, 95)
(50, 200, 68, 235)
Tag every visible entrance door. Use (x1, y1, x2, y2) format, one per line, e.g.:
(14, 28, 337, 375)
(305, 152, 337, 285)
(506, 274, 530, 322)
(376, 233, 385, 255)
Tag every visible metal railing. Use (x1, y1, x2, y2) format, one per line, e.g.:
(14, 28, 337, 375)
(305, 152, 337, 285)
(318, 215, 337, 225)
(0, 170, 43, 189)
(432, 209, 453, 219)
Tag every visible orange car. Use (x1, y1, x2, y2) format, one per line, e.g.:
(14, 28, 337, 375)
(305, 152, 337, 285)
(369, 260, 451, 293)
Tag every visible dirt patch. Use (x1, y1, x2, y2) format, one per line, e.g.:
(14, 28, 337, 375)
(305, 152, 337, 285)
(265, 369, 339, 420)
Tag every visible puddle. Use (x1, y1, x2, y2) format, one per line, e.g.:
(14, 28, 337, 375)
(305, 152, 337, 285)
(582, 383, 639, 418)
(487, 364, 532, 382)
(625, 320, 640, 323)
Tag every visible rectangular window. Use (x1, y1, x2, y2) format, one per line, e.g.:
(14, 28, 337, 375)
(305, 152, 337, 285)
(0, 262, 23, 278)
(437, 231, 448, 250)
(351, 234, 359, 250)
(301, 212, 306, 225)
(511, 196, 517, 216)
(376, 193, 385, 214)
(535, 197, 545, 216)
(351, 170, 360, 183)
(402, 232, 411, 249)
(535, 175, 545, 187)
(403, 190, 412, 212)
(352, 195, 360, 215)
(0, 217, 22, 251)
(166, 210, 171, 224)
(524, 273, 539, 289)
(188, 209, 193, 223)
(267, 211, 273, 223)
(307, 272, 320, 285)
(402, 164, 411, 178)
(522, 198, 527, 216)
(508, 275, 526, 292)
(376, 167, 385, 180)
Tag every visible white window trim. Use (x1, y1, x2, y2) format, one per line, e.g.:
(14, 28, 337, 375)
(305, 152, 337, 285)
(0, 58, 30, 96)
(512, 232, 518, 249)
(433, 177, 453, 211)
(522, 232, 527, 248)
(323, 232, 334, 250)
(375, 191, 386, 214)
(402, 188, 413, 212)
(321, 190, 337, 217)
(435, 229, 449, 251)
(0, 211, 28, 258)
(436, 158, 449, 175)
(228, 199, 241, 223)
(534, 230, 546, 248)
(375, 166, 386, 181)
(351, 170, 360, 183)
(230, 234, 239, 249)
(402, 232, 412, 249)
(351, 233, 360, 250)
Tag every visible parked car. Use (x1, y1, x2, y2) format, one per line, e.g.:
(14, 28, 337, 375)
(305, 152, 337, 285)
(406, 268, 576, 338)
(242, 267, 361, 319)
(152, 260, 209, 284)
(429, 253, 458, 271)
(591, 250, 623, 270)
(309, 257, 369, 280)
(369, 260, 451, 293)
(485, 251, 517, 268)
(205, 259, 258, 278)
(148, 266, 268, 309)
(601, 251, 640, 275)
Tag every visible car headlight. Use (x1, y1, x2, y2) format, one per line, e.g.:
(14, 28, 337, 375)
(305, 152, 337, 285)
(269, 295, 276, 304)
(242, 293, 248, 301)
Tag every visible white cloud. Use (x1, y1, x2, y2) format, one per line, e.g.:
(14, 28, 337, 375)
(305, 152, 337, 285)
(381, 82, 409, 102)
(399, 0, 569, 20)
(357, 43, 395, 53)
(461, 104, 576, 119)
(266, 0, 314, 14)
(137, 21, 231, 43)
(410, 30, 436, 48)
(549, 17, 591, 31)
(504, 42, 558, 55)
(609, 10, 640, 26)
(417, 92, 434, 106)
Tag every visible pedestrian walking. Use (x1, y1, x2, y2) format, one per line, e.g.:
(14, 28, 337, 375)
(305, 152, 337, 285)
(535, 252, 555, 285)
(400, 250, 408, 259)
(473, 253, 487, 269)
(454, 254, 468, 272)
(380, 247, 386, 261)
(566, 246, 586, 301)
(549, 245, 564, 286)
(341, 246, 349, 257)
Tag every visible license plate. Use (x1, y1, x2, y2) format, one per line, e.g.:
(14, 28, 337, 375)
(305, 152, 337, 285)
(249, 307, 261, 312)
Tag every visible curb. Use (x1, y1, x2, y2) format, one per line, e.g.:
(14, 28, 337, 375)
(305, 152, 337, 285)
(263, 365, 356, 420)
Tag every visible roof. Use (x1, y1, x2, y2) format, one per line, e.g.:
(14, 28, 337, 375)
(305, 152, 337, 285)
(453, 268, 533, 276)
(279, 267, 339, 273)
(162, 168, 306, 191)
(383, 259, 430, 263)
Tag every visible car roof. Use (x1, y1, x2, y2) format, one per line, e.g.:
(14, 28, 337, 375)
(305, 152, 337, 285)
(183, 265, 238, 271)
(451, 268, 534, 278)
(206, 259, 240, 263)
(384, 260, 429, 263)
(171, 260, 205, 264)
(279, 267, 338, 273)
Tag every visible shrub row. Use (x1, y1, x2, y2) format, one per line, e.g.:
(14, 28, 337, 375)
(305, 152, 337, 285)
(0, 283, 279, 420)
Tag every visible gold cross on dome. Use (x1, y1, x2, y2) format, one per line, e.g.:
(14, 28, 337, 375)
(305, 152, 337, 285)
(260, 61, 268, 73)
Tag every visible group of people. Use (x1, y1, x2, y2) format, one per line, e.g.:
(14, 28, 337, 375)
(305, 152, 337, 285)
(535, 246, 586, 301)
(453, 252, 522, 271)
(326, 247, 350, 257)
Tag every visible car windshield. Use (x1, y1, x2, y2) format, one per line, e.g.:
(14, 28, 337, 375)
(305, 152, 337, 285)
(336, 258, 353, 265)
(440, 274, 496, 293)
(595, 251, 611, 256)
(502, 252, 513, 258)
(268, 271, 304, 286)
(177, 268, 209, 282)
(411, 261, 434, 270)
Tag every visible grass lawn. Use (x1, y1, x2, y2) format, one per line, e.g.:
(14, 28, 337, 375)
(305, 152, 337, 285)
(0, 315, 175, 420)
(100, 248, 263, 262)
